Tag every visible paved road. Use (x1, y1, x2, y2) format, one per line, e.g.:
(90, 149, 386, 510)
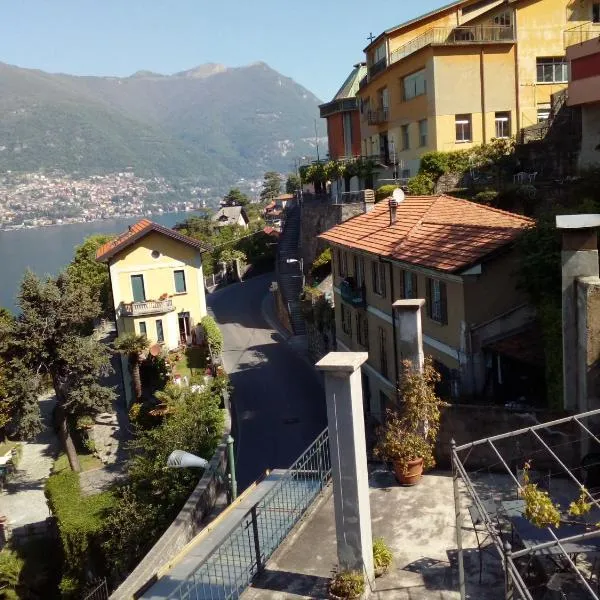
(208, 273, 327, 491)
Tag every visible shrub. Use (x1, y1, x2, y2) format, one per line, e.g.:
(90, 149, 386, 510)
(407, 173, 435, 195)
(0, 548, 24, 599)
(474, 190, 499, 205)
(311, 247, 332, 272)
(201, 315, 224, 357)
(329, 570, 365, 598)
(373, 538, 393, 575)
(375, 184, 399, 203)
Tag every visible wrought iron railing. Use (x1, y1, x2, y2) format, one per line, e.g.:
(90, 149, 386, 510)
(390, 25, 514, 64)
(167, 428, 331, 600)
(368, 57, 388, 79)
(121, 298, 174, 316)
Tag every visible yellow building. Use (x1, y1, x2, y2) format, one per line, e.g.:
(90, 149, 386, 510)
(97, 219, 210, 401)
(358, 0, 597, 179)
(320, 194, 539, 417)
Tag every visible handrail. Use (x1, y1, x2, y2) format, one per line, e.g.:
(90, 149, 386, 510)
(564, 21, 600, 47)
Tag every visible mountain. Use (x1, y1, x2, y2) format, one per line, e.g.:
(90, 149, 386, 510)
(0, 61, 324, 183)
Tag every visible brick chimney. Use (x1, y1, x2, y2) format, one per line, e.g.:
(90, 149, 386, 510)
(556, 214, 600, 411)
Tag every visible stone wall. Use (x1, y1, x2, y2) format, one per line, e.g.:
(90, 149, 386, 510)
(273, 286, 293, 336)
(110, 413, 232, 599)
(306, 320, 336, 364)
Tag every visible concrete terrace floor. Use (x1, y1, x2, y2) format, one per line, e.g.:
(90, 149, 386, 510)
(242, 470, 504, 600)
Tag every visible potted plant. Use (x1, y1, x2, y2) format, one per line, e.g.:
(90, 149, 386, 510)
(373, 537, 393, 577)
(329, 570, 365, 600)
(374, 358, 444, 485)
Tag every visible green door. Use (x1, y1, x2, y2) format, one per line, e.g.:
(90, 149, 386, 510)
(131, 275, 146, 302)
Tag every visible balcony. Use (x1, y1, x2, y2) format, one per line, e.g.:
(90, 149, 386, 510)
(564, 22, 600, 48)
(389, 25, 515, 64)
(368, 57, 388, 79)
(319, 98, 358, 118)
(122, 298, 175, 317)
(340, 277, 365, 308)
(367, 107, 389, 125)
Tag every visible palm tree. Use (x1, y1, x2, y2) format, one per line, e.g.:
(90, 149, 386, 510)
(114, 333, 150, 403)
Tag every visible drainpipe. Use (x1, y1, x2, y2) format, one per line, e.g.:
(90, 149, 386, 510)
(380, 256, 400, 401)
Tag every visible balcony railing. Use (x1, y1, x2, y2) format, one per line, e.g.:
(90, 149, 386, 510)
(564, 22, 600, 48)
(390, 25, 514, 64)
(367, 107, 389, 125)
(340, 277, 365, 308)
(122, 298, 174, 316)
(319, 98, 358, 118)
(368, 57, 388, 79)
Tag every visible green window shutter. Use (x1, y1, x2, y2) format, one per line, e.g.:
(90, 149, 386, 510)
(426, 278, 432, 319)
(399, 270, 406, 299)
(139, 321, 147, 336)
(381, 264, 387, 298)
(174, 270, 186, 293)
(156, 319, 164, 343)
(131, 275, 146, 302)
(372, 261, 378, 293)
(440, 281, 448, 325)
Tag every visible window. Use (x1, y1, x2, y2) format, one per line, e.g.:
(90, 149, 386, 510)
(139, 321, 147, 336)
(402, 69, 426, 101)
(495, 112, 511, 139)
(353, 254, 365, 287)
(343, 112, 353, 157)
(174, 269, 187, 294)
(372, 261, 386, 297)
(156, 319, 164, 343)
(537, 107, 550, 123)
(455, 114, 472, 143)
(401, 124, 410, 150)
(427, 278, 448, 324)
(374, 43, 386, 64)
(402, 270, 418, 299)
(341, 304, 352, 336)
(357, 313, 369, 349)
(536, 57, 568, 83)
(593, 3, 600, 23)
(379, 87, 390, 113)
(493, 10, 512, 26)
(339, 251, 348, 277)
(151, 250, 160, 259)
(401, 168, 411, 180)
(131, 274, 146, 302)
(418, 119, 428, 147)
(379, 327, 389, 379)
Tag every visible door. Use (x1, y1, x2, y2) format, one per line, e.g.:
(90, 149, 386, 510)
(178, 312, 191, 345)
(131, 275, 146, 303)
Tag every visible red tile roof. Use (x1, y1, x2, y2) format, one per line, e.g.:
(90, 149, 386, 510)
(96, 219, 211, 263)
(319, 195, 534, 273)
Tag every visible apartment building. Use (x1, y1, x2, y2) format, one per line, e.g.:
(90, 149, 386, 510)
(319, 194, 537, 418)
(358, 0, 597, 179)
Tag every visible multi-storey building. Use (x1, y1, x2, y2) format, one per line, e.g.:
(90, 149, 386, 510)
(358, 0, 597, 179)
(320, 194, 538, 418)
(96, 219, 210, 404)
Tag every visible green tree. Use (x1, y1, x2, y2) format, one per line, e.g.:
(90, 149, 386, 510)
(67, 234, 115, 315)
(223, 188, 249, 207)
(260, 171, 282, 202)
(113, 333, 150, 403)
(5, 272, 115, 472)
(285, 173, 301, 194)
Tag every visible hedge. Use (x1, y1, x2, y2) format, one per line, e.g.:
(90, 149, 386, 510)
(201, 315, 224, 357)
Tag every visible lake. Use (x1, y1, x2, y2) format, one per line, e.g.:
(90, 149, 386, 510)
(0, 212, 200, 312)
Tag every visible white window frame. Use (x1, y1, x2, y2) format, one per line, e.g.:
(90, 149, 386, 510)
(536, 57, 568, 84)
(494, 112, 511, 139)
(455, 114, 472, 143)
(402, 69, 427, 101)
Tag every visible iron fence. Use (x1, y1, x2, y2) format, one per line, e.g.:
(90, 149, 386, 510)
(167, 428, 331, 600)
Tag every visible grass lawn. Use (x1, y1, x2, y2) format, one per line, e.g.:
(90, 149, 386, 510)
(53, 452, 102, 474)
(172, 346, 208, 381)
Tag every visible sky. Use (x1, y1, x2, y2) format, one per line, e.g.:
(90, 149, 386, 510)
(0, 0, 450, 101)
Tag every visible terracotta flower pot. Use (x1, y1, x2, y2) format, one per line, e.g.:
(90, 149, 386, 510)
(393, 457, 424, 486)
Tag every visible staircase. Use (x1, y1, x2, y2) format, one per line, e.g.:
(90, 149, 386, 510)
(277, 203, 306, 335)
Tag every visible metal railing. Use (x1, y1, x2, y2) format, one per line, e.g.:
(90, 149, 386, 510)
(121, 298, 174, 316)
(82, 579, 109, 600)
(167, 428, 331, 600)
(564, 21, 600, 47)
(390, 25, 514, 64)
(368, 57, 387, 78)
(367, 107, 389, 125)
(319, 98, 358, 118)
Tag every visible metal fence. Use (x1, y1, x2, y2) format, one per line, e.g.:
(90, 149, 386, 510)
(82, 578, 109, 600)
(167, 428, 331, 600)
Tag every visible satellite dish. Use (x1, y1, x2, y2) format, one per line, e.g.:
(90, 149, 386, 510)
(392, 187, 405, 203)
(149, 343, 161, 357)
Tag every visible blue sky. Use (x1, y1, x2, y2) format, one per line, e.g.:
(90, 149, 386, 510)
(0, 0, 449, 101)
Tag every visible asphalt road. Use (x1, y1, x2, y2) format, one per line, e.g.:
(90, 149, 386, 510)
(207, 273, 327, 492)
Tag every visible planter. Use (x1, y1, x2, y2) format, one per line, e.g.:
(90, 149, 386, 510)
(394, 457, 424, 486)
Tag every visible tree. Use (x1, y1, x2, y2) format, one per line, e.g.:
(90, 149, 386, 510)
(260, 171, 282, 202)
(285, 173, 301, 194)
(67, 234, 115, 316)
(4, 271, 116, 472)
(222, 188, 249, 207)
(113, 333, 150, 403)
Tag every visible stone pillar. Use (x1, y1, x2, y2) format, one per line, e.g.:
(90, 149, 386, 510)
(393, 299, 425, 373)
(556, 214, 600, 411)
(316, 352, 374, 584)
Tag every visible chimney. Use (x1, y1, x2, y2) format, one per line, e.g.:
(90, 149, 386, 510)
(556, 214, 600, 411)
(363, 189, 375, 213)
(389, 197, 398, 225)
(393, 299, 425, 373)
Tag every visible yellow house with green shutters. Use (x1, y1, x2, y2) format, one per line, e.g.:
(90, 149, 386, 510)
(96, 219, 211, 394)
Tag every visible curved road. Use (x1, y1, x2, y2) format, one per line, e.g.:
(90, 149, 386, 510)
(207, 273, 326, 492)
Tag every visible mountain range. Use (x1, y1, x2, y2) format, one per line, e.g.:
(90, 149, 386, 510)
(0, 61, 324, 184)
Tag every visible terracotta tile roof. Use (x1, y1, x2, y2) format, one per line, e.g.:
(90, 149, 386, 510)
(319, 195, 534, 273)
(96, 218, 211, 263)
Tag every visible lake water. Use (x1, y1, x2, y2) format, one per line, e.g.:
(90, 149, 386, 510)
(0, 212, 200, 312)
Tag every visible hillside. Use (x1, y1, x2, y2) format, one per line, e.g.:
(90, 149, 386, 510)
(0, 61, 324, 183)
